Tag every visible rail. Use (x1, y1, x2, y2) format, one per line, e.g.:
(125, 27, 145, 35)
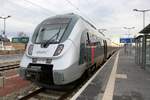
(18, 87, 72, 100)
(0, 61, 20, 71)
(18, 87, 44, 100)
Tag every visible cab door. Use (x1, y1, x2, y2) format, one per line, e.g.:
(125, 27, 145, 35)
(79, 31, 89, 65)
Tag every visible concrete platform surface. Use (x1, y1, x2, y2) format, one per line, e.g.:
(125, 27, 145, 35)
(72, 49, 150, 100)
(113, 49, 150, 100)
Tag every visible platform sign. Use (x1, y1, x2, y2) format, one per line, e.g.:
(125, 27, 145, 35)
(12, 37, 29, 43)
(120, 38, 134, 43)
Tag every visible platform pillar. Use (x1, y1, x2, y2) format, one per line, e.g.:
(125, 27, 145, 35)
(142, 35, 146, 69)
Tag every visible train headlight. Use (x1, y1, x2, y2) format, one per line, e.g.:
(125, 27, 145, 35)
(53, 44, 64, 56)
(28, 44, 34, 55)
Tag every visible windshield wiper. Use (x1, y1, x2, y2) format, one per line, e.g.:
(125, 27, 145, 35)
(42, 27, 61, 48)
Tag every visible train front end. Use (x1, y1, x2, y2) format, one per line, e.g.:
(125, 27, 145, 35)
(19, 15, 79, 87)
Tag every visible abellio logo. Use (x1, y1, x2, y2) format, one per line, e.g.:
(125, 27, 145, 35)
(36, 51, 46, 54)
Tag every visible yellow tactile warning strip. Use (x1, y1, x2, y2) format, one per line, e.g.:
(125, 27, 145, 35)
(102, 51, 120, 100)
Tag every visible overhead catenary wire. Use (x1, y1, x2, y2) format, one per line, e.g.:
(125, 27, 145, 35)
(65, 0, 80, 10)
(6, 0, 97, 28)
(64, 0, 97, 28)
(24, 0, 95, 26)
(23, 0, 56, 15)
(6, 0, 56, 17)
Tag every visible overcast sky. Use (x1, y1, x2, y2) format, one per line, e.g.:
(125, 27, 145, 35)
(0, 0, 150, 42)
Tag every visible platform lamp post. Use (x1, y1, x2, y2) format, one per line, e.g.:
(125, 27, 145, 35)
(133, 9, 150, 28)
(0, 16, 11, 50)
(0, 15, 11, 37)
(133, 9, 150, 69)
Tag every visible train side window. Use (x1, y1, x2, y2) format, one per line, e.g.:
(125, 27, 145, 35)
(95, 37, 101, 47)
(101, 39, 104, 46)
(98, 41, 101, 47)
(86, 32, 98, 46)
(97, 38, 102, 47)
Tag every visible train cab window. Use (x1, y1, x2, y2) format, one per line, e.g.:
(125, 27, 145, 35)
(32, 18, 72, 44)
(35, 24, 68, 44)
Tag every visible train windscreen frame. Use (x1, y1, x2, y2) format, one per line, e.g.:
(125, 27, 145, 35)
(32, 18, 71, 44)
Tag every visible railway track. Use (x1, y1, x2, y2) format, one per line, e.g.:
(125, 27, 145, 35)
(16, 71, 96, 100)
(18, 87, 44, 100)
(18, 87, 72, 100)
(17, 53, 116, 100)
(16, 58, 111, 100)
(0, 61, 20, 71)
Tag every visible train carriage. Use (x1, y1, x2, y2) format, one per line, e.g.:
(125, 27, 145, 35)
(19, 13, 117, 88)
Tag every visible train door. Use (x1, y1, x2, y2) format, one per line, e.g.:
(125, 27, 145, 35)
(79, 31, 90, 65)
(103, 40, 107, 60)
(85, 32, 92, 66)
(80, 31, 93, 66)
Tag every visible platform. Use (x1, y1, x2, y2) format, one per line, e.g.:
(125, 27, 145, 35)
(71, 49, 150, 100)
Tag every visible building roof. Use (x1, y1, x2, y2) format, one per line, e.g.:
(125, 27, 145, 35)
(135, 35, 143, 39)
(140, 24, 150, 34)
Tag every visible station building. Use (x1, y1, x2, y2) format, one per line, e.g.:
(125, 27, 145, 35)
(135, 24, 150, 69)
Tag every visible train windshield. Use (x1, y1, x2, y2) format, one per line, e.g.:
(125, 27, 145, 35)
(33, 18, 71, 44)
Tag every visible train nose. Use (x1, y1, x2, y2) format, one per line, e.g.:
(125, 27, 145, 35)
(25, 63, 54, 85)
(31, 44, 58, 58)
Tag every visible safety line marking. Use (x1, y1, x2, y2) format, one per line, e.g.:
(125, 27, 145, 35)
(70, 52, 118, 100)
(102, 51, 120, 100)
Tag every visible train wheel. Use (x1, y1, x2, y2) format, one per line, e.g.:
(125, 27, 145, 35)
(86, 67, 92, 77)
(91, 63, 96, 72)
(86, 64, 96, 77)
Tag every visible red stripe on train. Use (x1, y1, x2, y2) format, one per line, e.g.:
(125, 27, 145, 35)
(91, 47, 95, 64)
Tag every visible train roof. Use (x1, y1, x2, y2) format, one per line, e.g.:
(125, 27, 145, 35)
(46, 13, 97, 30)
(36, 13, 107, 40)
